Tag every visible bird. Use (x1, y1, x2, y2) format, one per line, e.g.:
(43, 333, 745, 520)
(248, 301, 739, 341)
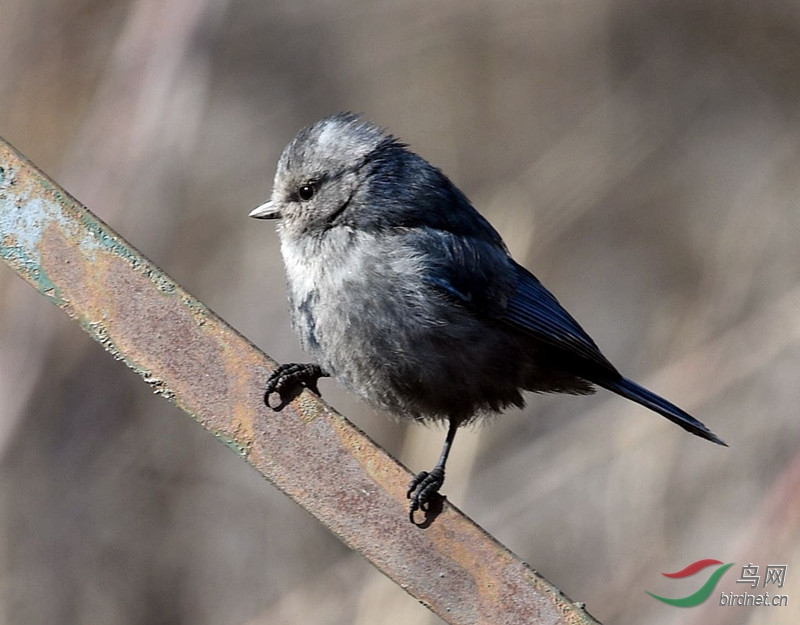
(249, 112, 725, 523)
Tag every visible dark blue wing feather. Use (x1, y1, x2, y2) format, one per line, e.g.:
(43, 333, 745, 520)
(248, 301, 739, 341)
(502, 262, 617, 372)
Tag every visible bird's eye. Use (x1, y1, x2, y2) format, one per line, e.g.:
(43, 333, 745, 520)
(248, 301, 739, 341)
(297, 183, 316, 201)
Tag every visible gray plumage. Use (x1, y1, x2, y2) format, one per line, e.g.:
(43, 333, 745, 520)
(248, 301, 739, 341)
(250, 113, 724, 521)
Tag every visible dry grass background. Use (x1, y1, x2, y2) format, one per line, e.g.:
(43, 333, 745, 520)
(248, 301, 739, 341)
(2, 1, 800, 624)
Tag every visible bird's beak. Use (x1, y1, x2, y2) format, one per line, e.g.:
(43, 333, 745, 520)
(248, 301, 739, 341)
(249, 200, 281, 219)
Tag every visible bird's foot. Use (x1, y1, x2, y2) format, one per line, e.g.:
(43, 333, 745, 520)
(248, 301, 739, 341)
(407, 466, 445, 524)
(264, 363, 328, 411)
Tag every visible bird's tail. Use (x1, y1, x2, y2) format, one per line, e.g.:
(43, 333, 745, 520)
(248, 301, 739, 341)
(596, 376, 726, 446)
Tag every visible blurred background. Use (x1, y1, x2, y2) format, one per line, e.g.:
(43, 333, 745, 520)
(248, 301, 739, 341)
(1, 1, 799, 623)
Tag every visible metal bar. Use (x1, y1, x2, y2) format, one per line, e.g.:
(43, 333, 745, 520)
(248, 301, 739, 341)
(0, 136, 601, 625)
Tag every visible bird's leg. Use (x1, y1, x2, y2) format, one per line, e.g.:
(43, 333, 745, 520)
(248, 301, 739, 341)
(264, 363, 329, 411)
(407, 419, 458, 523)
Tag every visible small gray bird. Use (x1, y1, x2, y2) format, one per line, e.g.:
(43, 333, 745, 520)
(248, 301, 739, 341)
(250, 113, 724, 523)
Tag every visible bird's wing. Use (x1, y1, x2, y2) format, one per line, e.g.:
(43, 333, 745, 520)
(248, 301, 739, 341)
(406, 228, 515, 319)
(500, 262, 616, 372)
(411, 226, 616, 373)
(381, 157, 616, 373)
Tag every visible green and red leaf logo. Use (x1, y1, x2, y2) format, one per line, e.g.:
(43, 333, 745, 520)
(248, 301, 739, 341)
(647, 559, 735, 607)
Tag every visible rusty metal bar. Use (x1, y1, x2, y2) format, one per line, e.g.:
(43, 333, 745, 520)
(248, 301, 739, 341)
(0, 136, 601, 625)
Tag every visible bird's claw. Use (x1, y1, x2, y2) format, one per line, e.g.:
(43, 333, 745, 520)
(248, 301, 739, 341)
(407, 466, 445, 524)
(264, 363, 326, 411)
